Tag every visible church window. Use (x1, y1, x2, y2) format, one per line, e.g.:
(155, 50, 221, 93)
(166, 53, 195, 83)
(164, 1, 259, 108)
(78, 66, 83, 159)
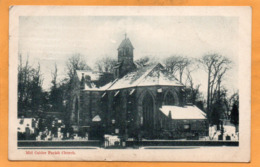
(126, 89, 136, 130)
(164, 92, 175, 105)
(142, 92, 154, 132)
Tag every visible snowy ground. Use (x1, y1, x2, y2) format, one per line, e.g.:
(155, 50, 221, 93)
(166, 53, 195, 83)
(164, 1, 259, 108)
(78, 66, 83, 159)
(208, 124, 238, 141)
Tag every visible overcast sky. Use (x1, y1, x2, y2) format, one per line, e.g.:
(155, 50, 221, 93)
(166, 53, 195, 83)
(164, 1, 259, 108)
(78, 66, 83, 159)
(19, 16, 239, 96)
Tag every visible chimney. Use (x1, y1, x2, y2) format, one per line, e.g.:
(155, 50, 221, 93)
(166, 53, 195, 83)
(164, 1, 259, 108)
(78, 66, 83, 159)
(80, 73, 85, 90)
(85, 75, 92, 88)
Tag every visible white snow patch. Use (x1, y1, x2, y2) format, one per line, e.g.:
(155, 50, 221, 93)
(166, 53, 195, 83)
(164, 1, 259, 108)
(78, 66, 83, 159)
(160, 105, 206, 119)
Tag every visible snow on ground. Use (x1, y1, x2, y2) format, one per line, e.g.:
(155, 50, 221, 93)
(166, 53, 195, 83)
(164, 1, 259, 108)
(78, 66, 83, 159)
(17, 118, 35, 133)
(209, 125, 238, 141)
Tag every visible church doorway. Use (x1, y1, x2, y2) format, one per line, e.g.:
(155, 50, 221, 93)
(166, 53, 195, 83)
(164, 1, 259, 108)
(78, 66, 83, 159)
(142, 92, 154, 135)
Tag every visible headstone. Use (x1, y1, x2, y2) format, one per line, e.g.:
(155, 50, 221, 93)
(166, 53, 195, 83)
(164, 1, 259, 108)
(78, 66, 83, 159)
(218, 135, 223, 140)
(226, 135, 231, 141)
(85, 132, 88, 140)
(25, 127, 30, 140)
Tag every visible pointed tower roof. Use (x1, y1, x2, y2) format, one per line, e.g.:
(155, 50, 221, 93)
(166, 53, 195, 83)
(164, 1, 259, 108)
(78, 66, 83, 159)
(117, 38, 134, 50)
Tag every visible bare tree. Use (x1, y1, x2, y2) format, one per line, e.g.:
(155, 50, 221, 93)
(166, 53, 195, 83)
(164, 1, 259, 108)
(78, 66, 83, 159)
(135, 56, 158, 68)
(199, 53, 232, 122)
(230, 92, 239, 130)
(51, 63, 58, 88)
(66, 54, 91, 80)
(135, 56, 149, 67)
(48, 63, 69, 113)
(18, 54, 44, 114)
(177, 57, 190, 83)
(228, 91, 239, 109)
(164, 55, 190, 83)
(95, 57, 117, 73)
(18, 54, 30, 111)
(164, 55, 180, 75)
(30, 63, 43, 111)
(185, 67, 201, 104)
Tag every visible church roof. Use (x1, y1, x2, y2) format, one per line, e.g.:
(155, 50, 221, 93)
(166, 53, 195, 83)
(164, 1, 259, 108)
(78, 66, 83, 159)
(77, 64, 184, 91)
(160, 105, 206, 120)
(118, 38, 134, 50)
(104, 63, 184, 90)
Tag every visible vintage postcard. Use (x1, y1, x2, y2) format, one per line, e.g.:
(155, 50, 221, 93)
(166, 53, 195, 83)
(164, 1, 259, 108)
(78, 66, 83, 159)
(9, 6, 251, 161)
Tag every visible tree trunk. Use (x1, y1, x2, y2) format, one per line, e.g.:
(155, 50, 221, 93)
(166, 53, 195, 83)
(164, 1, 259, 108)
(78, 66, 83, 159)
(207, 68, 211, 121)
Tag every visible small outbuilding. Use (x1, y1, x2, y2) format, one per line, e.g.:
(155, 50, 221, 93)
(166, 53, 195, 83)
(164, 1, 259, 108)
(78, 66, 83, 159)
(159, 105, 208, 139)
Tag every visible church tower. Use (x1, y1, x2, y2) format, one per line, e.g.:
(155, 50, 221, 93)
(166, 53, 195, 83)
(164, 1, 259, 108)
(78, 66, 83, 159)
(114, 34, 136, 78)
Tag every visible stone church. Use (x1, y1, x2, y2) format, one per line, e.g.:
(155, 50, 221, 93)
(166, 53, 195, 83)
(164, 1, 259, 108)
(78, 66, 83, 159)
(70, 36, 208, 139)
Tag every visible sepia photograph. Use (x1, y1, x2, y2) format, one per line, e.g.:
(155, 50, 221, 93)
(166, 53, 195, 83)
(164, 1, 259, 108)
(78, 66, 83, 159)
(9, 6, 251, 161)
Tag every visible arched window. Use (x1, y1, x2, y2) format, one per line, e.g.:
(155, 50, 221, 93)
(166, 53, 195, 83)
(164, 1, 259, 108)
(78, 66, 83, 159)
(164, 92, 175, 105)
(142, 92, 154, 132)
(112, 91, 121, 126)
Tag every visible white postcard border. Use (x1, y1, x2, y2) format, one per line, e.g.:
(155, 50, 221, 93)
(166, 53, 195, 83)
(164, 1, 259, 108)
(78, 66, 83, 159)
(8, 6, 251, 162)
